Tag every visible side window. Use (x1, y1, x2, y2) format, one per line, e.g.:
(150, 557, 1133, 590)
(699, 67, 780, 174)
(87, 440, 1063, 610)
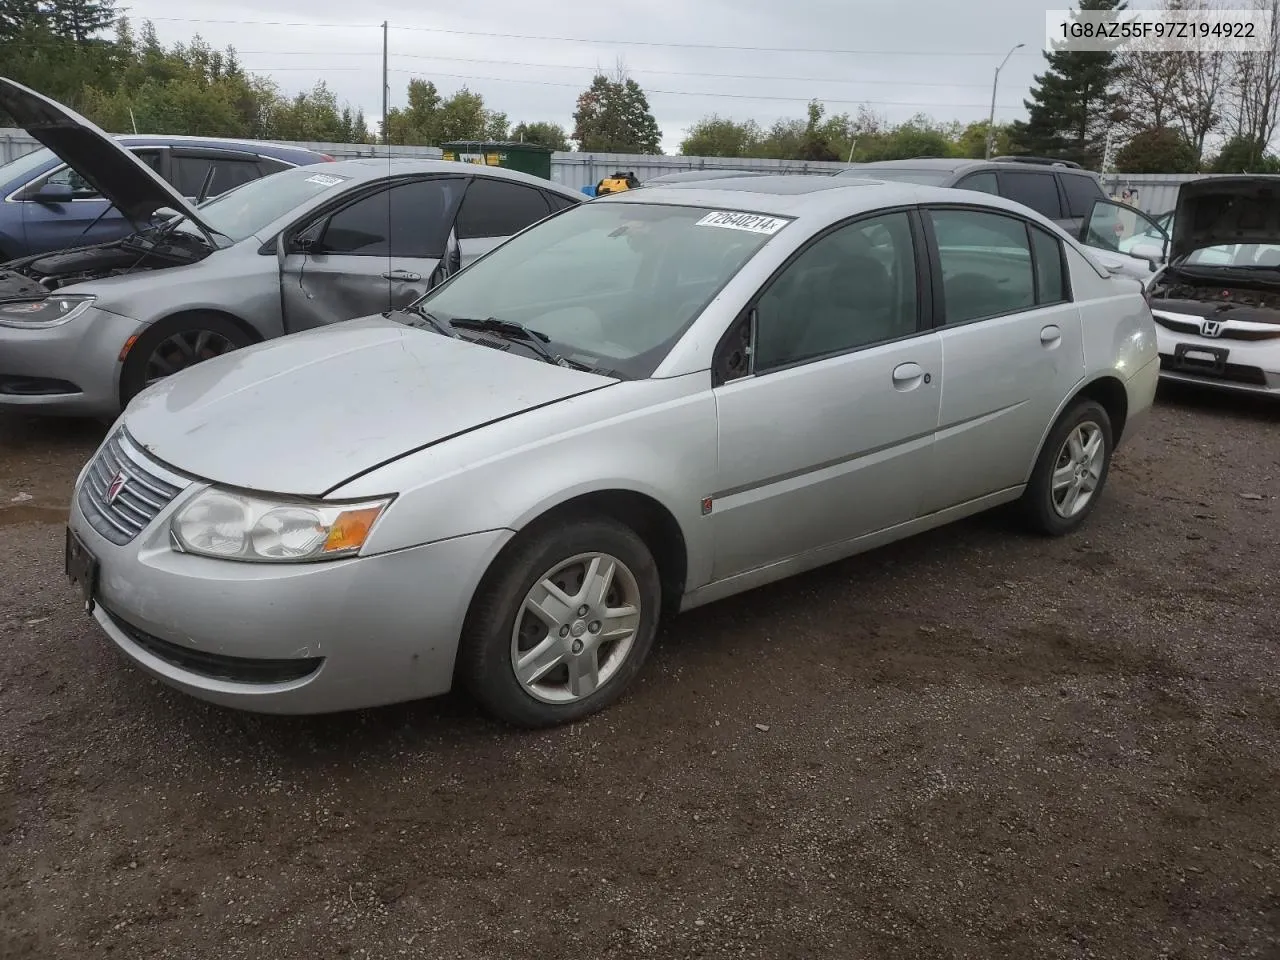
(998, 171, 1063, 219)
(134, 150, 162, 173)
(43, 165, 100, 200)
(929, 208, 1036, 323)
(543, 191, 579, 212)
(319, 178, 466, 258)
(214, 159, 264, 194)
(258, 157, 293, 176)
(171, 156, 216, 197)
(955, 171, 999, 195)
(754, 211, 918, 370)
(172, 155, 265, 199)
(455, 178, 552, 239)
(1029, 224, 1068, 304)
(1059, 172, 1104, 220)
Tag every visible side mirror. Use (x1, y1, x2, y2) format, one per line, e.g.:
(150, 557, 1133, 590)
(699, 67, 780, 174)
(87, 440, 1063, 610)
(32, 182, 75, 204)
(288, 221, 324, 255)
(427, 228, 461, 289)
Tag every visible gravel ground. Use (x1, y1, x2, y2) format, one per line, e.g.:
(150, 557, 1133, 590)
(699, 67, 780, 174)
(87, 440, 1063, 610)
(1, 384, 1278, 960)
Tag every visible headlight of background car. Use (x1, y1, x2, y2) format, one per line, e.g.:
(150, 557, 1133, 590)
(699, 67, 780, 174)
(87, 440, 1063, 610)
(0, 295, 96, 328)
(171, 489, 393, 562)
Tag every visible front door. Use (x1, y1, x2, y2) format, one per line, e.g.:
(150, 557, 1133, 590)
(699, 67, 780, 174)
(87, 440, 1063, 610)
(919, 205, 1086, 513)
(710, 209, 942, 581)
(279, 176, 467, 332)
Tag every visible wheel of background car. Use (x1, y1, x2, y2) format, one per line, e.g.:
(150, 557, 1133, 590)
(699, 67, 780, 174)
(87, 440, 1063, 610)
(458, 513, 662, 728)
(1019, 398, 1114, 536)
(119, 313, 255, 407)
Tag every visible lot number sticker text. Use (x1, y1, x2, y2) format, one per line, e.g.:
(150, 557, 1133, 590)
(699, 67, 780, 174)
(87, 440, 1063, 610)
(696, 211, 790, 235)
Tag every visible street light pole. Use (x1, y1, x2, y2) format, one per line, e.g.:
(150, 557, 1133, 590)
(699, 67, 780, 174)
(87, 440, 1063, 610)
(986, 42, 1025, 160)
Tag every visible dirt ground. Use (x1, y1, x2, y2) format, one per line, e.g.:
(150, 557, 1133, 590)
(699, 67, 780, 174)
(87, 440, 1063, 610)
(1, 384, 1277, 960)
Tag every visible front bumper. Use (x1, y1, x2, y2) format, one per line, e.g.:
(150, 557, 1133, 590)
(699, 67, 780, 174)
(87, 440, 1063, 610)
(67, 453, 513, 714)
(0, 305, 141, 417)
(1153, 313, 1280, 397)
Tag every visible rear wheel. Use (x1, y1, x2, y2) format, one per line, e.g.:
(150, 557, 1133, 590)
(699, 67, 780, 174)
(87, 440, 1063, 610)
(119, 313, 254, 407)
(458, 515, 662, 728)
(1019, 399, 1113, 536)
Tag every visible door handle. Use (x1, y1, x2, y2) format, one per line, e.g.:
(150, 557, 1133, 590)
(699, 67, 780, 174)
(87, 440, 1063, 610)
(381, 269, 422, 282)
(1040, 324, 1062, 346)
(891, 362, 925, 390)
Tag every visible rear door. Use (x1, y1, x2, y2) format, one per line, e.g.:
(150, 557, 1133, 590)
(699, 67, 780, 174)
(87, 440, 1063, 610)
(17, 146, 164, 253)
(279, 175, 468, 332)
(453, 176, 554, 265)
(920, 204, 1085, 512)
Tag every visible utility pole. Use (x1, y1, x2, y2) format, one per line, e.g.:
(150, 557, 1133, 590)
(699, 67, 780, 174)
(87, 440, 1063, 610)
(381, 21, 389, 148)
(986, 42, 1025, 160)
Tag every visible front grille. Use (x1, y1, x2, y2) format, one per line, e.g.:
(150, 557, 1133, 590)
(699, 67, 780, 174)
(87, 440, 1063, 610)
(1159, 353, 1269, 386)
(78, 430, 187, 545)
(1153, 314, 1280, 341)
(102, 606, 323, 684)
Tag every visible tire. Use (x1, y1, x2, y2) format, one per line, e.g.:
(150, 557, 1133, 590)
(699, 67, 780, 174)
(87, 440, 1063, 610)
(1019, 399, 1114, 536)
(119, 313, 255, 408)
(458, 514, 663, 728)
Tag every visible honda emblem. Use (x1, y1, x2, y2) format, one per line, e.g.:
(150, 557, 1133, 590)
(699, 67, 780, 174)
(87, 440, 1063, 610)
(105, 471, 127, 504)
(1201, 319, 1223, 338)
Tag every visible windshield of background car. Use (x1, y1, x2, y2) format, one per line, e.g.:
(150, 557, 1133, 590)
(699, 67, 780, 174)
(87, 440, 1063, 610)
(413, 201, 790, 378)
(0, 147, 55, 189)
(175, 167, 352, 242)
(1183, 241, 1280, 267)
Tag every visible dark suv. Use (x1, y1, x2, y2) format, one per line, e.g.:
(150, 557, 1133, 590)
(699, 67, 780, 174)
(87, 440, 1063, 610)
(838, 156, 1108, 236)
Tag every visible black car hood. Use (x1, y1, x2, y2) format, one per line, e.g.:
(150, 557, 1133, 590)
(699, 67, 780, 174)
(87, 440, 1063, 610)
(0, 76, 211, 229)
(1171, 175, 1280, 262)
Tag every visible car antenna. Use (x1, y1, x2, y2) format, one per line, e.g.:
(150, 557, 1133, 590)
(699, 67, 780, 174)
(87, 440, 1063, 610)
(195, 166, 216, 205)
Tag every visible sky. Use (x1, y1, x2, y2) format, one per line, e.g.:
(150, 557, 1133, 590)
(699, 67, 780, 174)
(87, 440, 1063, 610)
(116, 0, 1067, 153)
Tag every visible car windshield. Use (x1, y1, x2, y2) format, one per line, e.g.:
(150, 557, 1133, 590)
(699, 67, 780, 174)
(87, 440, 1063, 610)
(0, 146, 55, 186)
(848, 168, 955, 185)
(411, 201, 789, 378)
(170, 166, 352, 242)
(1184, 242, 1280, 267)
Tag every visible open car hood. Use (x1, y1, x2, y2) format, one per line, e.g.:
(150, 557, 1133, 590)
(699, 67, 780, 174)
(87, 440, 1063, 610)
(1170, 175, 1280, 262)
(0, 76, 212, 230)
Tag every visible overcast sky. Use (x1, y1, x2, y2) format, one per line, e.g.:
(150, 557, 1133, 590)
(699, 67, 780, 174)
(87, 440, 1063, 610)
(116, 0, 1072, 152)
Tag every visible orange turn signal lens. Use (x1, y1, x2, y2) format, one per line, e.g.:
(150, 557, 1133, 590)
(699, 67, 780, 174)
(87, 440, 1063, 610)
(118, 334, 139, 361)
(322, 506, 385, 553)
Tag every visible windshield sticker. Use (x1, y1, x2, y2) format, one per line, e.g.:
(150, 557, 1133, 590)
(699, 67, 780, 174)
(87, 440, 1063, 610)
(305, 173, 347, 187)
(695, 211, 790, 235)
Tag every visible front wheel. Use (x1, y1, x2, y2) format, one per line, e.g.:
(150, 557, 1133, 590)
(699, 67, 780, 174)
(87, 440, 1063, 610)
(1019, 399, 1114, 536)
(119, 313, 254, 408)
(458, 515, 662, 728)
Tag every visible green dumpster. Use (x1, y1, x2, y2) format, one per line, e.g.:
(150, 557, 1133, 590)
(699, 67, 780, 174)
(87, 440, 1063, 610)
(440, 141, 554, 180)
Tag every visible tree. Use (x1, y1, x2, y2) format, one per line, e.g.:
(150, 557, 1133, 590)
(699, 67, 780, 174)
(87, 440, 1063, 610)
(572, 71, 662, 153)
(383, 79, 506, 145)
(679, 115, 762, 157)
(1222, 0, 1280, 158)
(511, 121, 569, 150)
(1114, 127, 1199, 172)
(1009, 0, 1127, 167)
(1208, 134, 1280, 172)
(47, 0, 116, 42)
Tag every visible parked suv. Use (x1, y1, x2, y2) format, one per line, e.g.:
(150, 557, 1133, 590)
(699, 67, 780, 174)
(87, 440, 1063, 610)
(840, 157, 1165, 281)
(0, 134, 333, 260)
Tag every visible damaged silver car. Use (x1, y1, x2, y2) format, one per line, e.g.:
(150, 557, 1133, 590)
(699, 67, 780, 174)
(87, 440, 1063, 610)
(0, 77, 583, 418)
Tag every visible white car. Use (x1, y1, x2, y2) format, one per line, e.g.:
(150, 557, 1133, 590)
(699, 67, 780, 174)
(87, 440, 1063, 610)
(1147, 176, 1280, 396)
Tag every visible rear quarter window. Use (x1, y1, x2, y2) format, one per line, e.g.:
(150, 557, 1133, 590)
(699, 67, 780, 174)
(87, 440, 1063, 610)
(997, 171, 1064, 220)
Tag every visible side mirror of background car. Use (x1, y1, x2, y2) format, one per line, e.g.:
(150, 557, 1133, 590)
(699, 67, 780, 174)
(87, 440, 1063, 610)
(31, 182, 75, 204)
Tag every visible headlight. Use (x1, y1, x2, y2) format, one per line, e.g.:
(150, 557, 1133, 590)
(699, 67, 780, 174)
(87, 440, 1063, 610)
(171, 488, 393, 563)
(0, 295, 96, 328)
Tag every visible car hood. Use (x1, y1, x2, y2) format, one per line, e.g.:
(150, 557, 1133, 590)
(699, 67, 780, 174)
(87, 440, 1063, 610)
(122, 314, 617, 496)
(0, 76, 211, 230)
(1170, 175, 1280, 262)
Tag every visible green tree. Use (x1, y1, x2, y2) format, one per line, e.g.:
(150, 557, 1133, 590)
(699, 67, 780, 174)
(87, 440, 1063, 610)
(572, 72, 662, 153)
(679, 115, 762, 157)
(1208, 134, 1280, 173)
(1009, 0, 1127, 167)
(383, 79, 505, 145)
(1114, 126, 1198, 172)
(954, 120, 1013, 158)
(48, 0, 116, 42)
(511, 120, 569, 150)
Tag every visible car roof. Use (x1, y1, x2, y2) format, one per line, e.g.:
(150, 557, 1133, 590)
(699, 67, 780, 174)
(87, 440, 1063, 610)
(113, 134, 331, 161)
(318, 156, 582, 196)
(599, 173, 1078, 225)
(841, 158, 990, 175)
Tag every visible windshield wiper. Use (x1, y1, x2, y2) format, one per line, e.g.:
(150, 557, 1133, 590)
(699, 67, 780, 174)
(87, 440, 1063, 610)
(449, 316, 570, 367)
(392, 304, 460, 338)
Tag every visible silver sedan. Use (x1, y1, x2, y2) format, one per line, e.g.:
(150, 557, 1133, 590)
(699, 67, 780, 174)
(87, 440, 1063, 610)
(65, 175, 1160, 727)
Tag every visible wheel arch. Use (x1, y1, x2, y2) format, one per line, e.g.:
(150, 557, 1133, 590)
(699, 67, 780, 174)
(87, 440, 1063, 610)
(1027, 373, 1129, 481)
(117, 308, 264, 407)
